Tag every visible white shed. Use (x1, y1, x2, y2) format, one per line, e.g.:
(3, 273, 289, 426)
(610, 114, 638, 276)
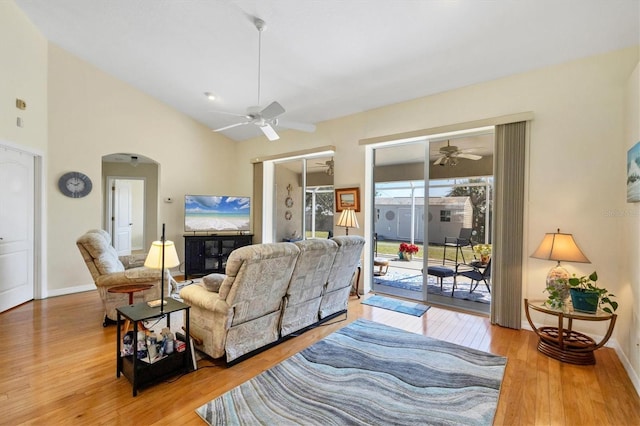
(375, 196, 472, 243)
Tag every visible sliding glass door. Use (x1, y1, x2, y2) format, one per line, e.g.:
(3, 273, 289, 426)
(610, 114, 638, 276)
(371, 131, 494, 314)
(373, 142, 427, 302)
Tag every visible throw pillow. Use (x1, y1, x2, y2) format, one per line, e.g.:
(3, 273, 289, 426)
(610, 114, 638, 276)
(202, 273, 226, 292)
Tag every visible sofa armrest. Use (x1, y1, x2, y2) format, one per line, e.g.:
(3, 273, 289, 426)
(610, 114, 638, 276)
(180, 284, 231, 318)
(95, 267, 162, 288)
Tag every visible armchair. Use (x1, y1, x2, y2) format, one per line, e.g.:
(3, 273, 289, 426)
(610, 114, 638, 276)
(76, 229, 165, 326)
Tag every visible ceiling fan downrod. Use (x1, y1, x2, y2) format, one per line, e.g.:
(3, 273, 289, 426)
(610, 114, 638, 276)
(255, 18, 265, 107)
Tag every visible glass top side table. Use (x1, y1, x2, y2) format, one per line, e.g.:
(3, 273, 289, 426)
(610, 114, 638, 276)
(524, 299, 617, 365)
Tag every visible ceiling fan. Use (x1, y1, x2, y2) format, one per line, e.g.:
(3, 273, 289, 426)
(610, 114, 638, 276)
(316, 157, 334, 176)
(433, 140, 482, 166)
(212, 18, 316, 141)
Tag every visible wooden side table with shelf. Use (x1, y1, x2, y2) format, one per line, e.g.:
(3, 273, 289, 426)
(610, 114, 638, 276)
(116, 298, 191, 396)
(524, 299, 617, 365)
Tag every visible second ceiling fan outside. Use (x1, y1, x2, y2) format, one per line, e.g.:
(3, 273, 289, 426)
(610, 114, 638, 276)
(433, 140, 482, 166)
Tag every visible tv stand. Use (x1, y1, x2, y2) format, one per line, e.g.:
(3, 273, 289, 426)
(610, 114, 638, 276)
(184, 234, 252, 279)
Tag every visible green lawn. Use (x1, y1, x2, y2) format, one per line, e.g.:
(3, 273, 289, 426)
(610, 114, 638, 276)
(375, 240, 475, 263)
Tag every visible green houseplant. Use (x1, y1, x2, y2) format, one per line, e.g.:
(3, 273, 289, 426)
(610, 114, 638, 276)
(548, 271, 618, 314)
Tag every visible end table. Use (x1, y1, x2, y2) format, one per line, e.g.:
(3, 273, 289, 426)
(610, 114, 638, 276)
(116, 298, 191, 396)
(524, 299, 616, 365)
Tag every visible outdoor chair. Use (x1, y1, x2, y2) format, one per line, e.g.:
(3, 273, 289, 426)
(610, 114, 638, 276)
(456, 258, 491, 293)
(442, 227, 474, 265)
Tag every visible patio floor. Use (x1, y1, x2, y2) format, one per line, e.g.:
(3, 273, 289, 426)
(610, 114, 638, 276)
(370, 255, 491, 314)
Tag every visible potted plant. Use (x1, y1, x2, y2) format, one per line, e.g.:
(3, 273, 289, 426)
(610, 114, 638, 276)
(544, 279, 570, 309)
(398, 243, 419, 261)
(552, 271, 618, 314)
(472, 243, 492, 264)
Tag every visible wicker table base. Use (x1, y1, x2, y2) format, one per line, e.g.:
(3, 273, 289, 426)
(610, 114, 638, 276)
(524, 299, 616, 366)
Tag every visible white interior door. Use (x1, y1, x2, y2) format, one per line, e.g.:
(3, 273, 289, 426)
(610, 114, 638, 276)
(114, 180, 132, 256)
(0, 146, 34, 312)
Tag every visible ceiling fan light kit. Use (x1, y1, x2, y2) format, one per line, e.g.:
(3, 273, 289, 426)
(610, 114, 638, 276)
(211, 17, 315, 141)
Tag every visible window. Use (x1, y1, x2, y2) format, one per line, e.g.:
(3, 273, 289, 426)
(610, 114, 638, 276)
(305, 186, 334, 238)
(440, 210, 451, 222)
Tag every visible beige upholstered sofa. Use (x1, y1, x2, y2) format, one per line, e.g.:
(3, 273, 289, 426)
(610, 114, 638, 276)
(76, 229, 165, 325)
(179, 236, 365, 363)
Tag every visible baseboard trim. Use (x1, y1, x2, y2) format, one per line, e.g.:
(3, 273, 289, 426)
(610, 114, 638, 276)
(523, 319, 640, 397)
(611, 340, 640, 397)
(45, 284, 95, 298)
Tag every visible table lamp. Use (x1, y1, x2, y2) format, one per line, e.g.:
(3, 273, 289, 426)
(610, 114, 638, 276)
(530, 228, 590, 286)
(336, 208, 359, 235)
(144, 223, 180, 314)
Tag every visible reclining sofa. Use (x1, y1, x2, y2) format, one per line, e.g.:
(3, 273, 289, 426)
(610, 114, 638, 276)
(179, 235, 365, 363)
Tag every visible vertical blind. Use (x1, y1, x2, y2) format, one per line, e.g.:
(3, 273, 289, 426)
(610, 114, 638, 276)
(491, 121, 527, 329)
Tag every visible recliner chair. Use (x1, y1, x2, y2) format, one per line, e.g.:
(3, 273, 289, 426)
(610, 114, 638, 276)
(76, 229, 165, 326)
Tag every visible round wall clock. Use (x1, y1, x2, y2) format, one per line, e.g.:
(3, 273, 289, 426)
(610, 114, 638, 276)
(58, 171, 93, 198)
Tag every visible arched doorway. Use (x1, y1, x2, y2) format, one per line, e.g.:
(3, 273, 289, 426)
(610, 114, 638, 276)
(101, 153, 159, 254)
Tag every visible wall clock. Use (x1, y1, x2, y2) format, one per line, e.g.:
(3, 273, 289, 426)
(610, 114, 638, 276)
(58, 171, 92, 198)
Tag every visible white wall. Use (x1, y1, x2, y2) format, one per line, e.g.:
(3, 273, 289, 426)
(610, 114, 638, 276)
(235, 46, 640, 372)
(624, 62, 640, 381)
(0, 1, 47, 151)
(46, 44, 240, 292)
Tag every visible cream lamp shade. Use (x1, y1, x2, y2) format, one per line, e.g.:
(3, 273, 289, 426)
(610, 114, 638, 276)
(336, 208, 359, 235)
(144, 240, 181, 270)
(530, 228, 590, 287)
(144, 225, 180, 312)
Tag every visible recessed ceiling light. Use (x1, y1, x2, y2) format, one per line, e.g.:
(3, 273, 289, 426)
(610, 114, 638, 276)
(204, 92, 216, 101)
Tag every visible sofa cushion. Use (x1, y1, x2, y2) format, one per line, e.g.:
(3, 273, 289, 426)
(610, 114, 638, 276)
(202, 273, 226, 292)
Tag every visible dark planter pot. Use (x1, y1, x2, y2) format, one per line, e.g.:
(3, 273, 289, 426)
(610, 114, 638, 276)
(570, 288, 599, 313)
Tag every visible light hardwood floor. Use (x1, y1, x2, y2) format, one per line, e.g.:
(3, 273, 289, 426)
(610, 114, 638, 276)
(1, 291, 639, 425)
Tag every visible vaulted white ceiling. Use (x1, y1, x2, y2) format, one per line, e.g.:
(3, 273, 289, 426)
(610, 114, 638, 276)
(15, 0, 640, 142)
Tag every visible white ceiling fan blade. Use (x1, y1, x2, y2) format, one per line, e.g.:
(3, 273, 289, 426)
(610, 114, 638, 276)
(210, 110, 251, 119)
(433, 156, 445, 165)
(260, 101, 285, 120)
(213, 122, 249, 132)
(276, 119, 316, 133)
(259, 123, 280, 141)
(457, 153, 482, 160)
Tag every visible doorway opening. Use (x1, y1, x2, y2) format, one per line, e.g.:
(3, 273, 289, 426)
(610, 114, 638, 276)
(102, 153, 159, 256)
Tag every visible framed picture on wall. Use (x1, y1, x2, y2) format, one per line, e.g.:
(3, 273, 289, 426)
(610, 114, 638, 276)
(335, 187, 360, 212)
(628, 141, 640, 202)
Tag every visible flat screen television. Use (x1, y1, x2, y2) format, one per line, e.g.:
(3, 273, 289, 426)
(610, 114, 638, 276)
(184, 195, 251, 233)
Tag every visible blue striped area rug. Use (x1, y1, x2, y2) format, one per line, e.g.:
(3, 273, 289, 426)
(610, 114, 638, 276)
(196, 319, 507, 425)
(361, 294, 430, 316)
